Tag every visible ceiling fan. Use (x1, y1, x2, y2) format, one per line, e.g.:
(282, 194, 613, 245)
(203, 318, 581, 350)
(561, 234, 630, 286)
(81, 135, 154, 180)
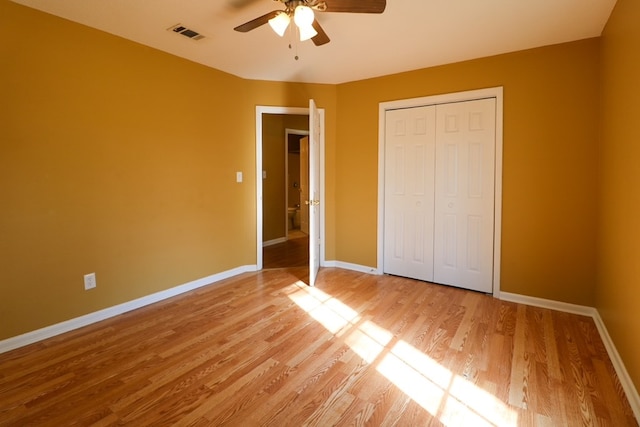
(234, 0, 386, 46)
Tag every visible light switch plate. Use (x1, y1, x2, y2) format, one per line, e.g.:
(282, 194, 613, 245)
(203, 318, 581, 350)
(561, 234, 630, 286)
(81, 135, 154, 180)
(236, 171, 243, 183)
(84, 273, 96, 290)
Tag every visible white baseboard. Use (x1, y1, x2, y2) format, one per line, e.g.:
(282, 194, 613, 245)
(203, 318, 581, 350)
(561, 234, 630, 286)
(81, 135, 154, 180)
(322, 260, 379, 275)
(263, 237, 286, 247)
(0, 264, 258, 355)
(500, 292, 597, 317)
(501, 292, 640, 422)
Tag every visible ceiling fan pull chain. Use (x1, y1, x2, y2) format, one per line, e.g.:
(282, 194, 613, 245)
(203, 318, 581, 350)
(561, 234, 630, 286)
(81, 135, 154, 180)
(289, 22, 300, 60)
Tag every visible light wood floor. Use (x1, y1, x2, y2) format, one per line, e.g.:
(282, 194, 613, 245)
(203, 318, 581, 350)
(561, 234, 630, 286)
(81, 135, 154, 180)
(263, 232, 309, 269)
(0, 267, 637, 426)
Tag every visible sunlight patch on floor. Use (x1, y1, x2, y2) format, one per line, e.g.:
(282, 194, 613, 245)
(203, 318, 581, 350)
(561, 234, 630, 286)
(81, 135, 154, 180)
(288, 281, 360, 335)
(387, 340, 518, 426)
(344, 321, 392, 364)
(287, 281, 518, 426)
(445, 375, 518, 426)
(377, 348, 445, 415)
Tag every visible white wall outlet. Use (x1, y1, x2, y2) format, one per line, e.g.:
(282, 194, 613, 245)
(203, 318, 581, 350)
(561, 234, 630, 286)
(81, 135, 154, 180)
(84, 273, 96, 290)
(236, 171, 243, 183)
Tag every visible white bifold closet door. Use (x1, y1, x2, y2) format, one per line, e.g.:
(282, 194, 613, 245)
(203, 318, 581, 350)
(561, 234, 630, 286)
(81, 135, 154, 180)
(383, 105, 437, 283)
(383, 98, 496, 293)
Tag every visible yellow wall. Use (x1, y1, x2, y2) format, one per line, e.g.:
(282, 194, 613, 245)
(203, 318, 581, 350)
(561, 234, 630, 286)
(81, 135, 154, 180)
(335, 40, 601, 306)
(599, 0, 640, 394)
(262, 114, 286, 242)
(0, 1, 337, 339)
(0, 1, 250, 338)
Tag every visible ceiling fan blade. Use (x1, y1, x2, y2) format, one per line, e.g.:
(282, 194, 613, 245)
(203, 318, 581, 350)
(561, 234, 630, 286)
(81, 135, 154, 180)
(234, 10, 280, 32)
(228, 0, 263, 9)
(323, 0, 386, 13)
(311, 20, 330, 46)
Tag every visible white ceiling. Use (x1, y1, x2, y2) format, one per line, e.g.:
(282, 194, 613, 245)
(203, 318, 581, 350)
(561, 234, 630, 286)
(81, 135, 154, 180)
(11, 0, 617, 84)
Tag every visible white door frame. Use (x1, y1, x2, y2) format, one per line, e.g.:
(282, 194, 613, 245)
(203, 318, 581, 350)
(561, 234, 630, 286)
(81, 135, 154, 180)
(377, 87, 504, 297)
(256, 106, 326, 271)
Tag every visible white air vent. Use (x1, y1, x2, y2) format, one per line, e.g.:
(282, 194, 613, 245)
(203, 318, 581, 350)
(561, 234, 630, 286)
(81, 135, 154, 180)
(168, 24, 205, 41)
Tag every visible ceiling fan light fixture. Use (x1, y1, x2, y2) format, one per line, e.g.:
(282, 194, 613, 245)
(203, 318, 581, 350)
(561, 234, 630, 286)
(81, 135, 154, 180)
(294, 5, 316, 41)
(293, 5, 314, 28)
(268, 11, 290, 37)
(298, 23, 318, 41)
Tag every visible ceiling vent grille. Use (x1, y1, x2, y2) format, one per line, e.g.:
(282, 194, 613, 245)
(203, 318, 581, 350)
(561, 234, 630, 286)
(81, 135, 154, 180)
(168, 24, 205, 41)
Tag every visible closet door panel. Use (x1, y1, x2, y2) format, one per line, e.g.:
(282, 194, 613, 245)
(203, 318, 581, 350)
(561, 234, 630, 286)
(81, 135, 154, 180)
(383, 106, 436, 282)
(433, 99, 496, 293)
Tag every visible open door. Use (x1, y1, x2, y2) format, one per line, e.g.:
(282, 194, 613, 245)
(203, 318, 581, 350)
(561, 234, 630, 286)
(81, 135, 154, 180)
(254, 105, 323, 277)
(300, 137, 310, 235)
(308, 99, 321, 286)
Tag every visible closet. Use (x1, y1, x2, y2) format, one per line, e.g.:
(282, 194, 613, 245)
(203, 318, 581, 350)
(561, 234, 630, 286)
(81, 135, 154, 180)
(383, 98, 496, 293)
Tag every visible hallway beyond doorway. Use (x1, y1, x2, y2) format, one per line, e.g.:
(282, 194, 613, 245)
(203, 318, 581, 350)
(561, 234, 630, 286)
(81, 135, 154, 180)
(263, 233, 309, 269)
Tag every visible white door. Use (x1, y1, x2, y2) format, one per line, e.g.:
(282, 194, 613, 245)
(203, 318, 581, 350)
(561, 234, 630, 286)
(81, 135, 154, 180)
(383, 106, 436, 282)
(308, 99, 321, 287)
(383, 98, 496, 293)
(300, 137, 310, 235)
(433, 98, 496, 292)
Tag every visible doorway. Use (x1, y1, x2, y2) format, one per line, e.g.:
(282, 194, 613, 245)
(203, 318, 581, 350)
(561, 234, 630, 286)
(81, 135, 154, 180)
(255, 106, 326, 273)
(262, 128, 310, 269)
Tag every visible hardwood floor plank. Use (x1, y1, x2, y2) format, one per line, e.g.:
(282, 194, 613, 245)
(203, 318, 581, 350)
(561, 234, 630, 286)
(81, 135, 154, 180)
(396, 398, 439, 426)
(593, 358, 638, 426)
(203, 358, 282, 425)
(508, 304, 530, 409)
(330, 396, 372, 426)
(0, 268, 637, 426)
(542, 309, 563, 382)
(378, 390, 412, 427)
(255, 342, 352, 426)
(263, 234, 309, 269)
(449, 293, 480, 351)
